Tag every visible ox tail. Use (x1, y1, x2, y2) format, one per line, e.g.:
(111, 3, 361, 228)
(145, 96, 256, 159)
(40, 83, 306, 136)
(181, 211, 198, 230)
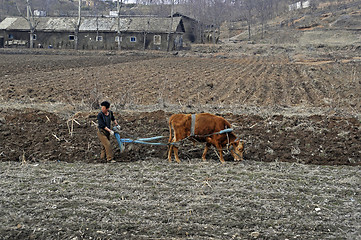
(168, 118, 173, 144)
(167, 117, 174, 162)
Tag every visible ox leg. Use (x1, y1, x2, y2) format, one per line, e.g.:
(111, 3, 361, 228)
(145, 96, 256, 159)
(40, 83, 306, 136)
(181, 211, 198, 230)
(168, 145, 173, 162)
(206, 138, 225, 164)
(238, 150, 243, 161)
(202, 143, 211, 161)
(230, 149, 236, 161)
(168, 144, 181, 163)
(217, 149, 225, 164)
(214, 143, 225, 164)
(173, 146, 181, 163)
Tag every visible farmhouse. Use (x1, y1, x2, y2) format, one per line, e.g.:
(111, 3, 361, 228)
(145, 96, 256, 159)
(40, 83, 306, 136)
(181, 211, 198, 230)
(0, 15, 200, 50)
(289, 1, 311, 11)
(172, 12, 201, 44)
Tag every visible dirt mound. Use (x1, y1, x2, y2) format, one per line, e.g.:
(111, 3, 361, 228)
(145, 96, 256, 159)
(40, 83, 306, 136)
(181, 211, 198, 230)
(1, 108, 359, 165)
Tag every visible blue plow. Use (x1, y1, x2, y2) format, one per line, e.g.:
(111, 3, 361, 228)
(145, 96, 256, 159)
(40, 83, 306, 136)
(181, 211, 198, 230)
(114, 133, 167, 152)
(114, 128, 233, 152)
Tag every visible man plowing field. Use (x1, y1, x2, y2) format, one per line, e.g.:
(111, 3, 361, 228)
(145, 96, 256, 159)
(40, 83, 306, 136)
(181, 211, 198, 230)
(97, 104, 243, 164)
(97, 101, 120, 163)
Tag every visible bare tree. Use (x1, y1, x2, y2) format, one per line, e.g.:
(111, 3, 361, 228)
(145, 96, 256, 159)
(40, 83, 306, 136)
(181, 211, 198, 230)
(180, 0, 238, 43)
(44, 0, 52, 13)
(255, 0, 274, 39)
(209, 0, 233, 43)
(16, 0, 39, 48)
(236, 0, 254, 41)
(167, 0, 174, 51)
(144, 18, 150, 50)
(185, 0, 209, 43)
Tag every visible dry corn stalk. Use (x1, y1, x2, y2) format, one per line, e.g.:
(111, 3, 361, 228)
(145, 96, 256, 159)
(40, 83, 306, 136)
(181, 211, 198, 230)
(21, 150, 26, 165)
(67, 118, 80, 136)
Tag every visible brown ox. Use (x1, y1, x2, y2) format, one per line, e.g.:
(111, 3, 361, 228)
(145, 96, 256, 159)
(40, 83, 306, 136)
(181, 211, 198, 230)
(168, 113, 244, 163)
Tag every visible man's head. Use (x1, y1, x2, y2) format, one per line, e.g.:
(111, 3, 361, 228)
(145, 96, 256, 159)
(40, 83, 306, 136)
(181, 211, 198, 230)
(101, 101, 111, 113)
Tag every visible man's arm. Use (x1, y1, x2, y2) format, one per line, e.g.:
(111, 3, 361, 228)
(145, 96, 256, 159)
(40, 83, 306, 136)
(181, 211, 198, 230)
(111, 111, 119, 127)
(104, 126, 114, 135)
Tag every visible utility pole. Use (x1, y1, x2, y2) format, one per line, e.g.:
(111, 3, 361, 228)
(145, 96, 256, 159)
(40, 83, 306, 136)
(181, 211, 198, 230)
(117, 0, 122, 50)
(166, 0, 174, 52)
(144, 19, 150, 51)
(75, 0, 81, 50)
(26, 0, 34, 48)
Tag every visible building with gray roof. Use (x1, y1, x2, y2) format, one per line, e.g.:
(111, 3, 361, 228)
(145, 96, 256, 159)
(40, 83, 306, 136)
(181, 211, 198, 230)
(0, 15, 200, 50)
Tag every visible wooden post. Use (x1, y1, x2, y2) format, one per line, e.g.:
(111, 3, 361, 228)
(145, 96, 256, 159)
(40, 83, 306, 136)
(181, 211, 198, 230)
(26, 0, 34, 48)
(167, 0, 174, 52)
(75, 0, 81, 50)
(117, 0, 122, 51)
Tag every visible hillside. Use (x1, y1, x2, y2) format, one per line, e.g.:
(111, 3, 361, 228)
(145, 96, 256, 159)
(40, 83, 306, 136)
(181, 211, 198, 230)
(221, 0, 361, 47)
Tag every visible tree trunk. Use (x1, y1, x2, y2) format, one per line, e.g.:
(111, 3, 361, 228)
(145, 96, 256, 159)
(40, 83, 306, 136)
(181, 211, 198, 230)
(167, 0, 174, 52)
(75, 29, 79, 50)
(117, 0, 122, 51)
(75, 0, 81, 50)
(143, 32, 147, 51)
(212, 27, 216, 44)
(29, 30, 34, 48)
(247, 20, 251, 41)
(26, 0, 34, 48)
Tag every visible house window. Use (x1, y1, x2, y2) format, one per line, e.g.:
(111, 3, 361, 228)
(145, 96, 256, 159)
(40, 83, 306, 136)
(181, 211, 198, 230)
(130, 36, 136, 42)
(115, 36, 122, 42)
(32, 34, 37, 40)
(8, 34, 14, 39)
(154, 35, 161, 45)
(96, 36, 103, 41)
(69, 35, 75, 41)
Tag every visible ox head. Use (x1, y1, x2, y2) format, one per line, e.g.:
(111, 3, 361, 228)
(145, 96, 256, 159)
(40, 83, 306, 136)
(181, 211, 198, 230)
(229, 139, 245, 161)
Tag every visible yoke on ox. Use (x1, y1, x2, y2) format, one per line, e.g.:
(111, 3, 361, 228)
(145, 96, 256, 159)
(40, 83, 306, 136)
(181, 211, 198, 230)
(168, 113, 244, 163)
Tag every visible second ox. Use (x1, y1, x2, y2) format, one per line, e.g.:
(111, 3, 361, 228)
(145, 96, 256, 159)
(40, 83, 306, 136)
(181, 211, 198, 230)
(168, 113, 244, 163)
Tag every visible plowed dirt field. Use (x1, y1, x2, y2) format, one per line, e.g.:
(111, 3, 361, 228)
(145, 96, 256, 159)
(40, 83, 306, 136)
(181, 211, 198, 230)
(1, 49, 360, 110)
(0, 48, 360, 165)
(0, 47, 360, 239)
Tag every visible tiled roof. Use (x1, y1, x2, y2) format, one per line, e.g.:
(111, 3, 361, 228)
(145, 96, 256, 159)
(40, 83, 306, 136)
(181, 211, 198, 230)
(0, 16, 183, 33)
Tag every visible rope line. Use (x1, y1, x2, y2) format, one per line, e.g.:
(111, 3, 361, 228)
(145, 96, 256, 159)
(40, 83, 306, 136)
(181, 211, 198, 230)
(113, 127, 234, 148)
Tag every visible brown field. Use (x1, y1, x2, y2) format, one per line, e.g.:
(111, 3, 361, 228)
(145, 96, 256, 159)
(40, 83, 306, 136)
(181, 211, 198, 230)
(1, 47, 360, 110)
(0, 47, 360, 239)
(0, 47, 360, 165)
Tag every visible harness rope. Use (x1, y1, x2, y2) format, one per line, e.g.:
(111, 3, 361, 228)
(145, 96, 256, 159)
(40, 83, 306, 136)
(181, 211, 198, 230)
(190, 114, 196, 137)
(113, 127, 234, 147)
(112, 111, 243, 157)
(114, 126, 244, 159)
